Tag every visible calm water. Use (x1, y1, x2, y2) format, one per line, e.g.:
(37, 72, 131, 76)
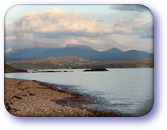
(5, 68, 153, 116)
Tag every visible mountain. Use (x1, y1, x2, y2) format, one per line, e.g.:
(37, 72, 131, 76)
(7, 57, 153, 69)
(8, 46, 22, 53)
(104, 48, 123, 53)
(7, 42, 61, 54)
(66, 44, 94, 50)
(6, 47, 50, 59)
(6, 44, 153, 62)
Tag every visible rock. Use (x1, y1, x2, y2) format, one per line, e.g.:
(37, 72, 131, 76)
(83, 67, 108, 72)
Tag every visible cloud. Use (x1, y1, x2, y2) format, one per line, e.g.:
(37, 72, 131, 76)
(114, 19, 145, 28)
(113, 26, 133, 34)
(110, 5, 149, 12)
(5, 8, 115, 51)
(65, 39, 79, 45)
(36, 30, 111, 39)
(131, 21, 153, 38)
(10, 8, 112, 37)
(17, 33, 34, 40)
(5, 35, 16, 40)
(117, 40, 131, 46)
(5, 7, 153, 52)
(112, 19, 153, 38)
(6, 8, 152, 40)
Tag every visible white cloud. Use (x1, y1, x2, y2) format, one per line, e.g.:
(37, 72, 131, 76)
(11, 8, 112, 36)
(5, 7, 153, 52)
(5, 8, 115, 50)
(5, 35, 16, 40)
(112, 19, 153, 38)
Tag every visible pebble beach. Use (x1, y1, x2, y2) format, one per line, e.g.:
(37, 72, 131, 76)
(4, 78, 119, 117)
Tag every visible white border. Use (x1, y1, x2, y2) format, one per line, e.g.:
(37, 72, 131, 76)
(1, 0, 166, 130)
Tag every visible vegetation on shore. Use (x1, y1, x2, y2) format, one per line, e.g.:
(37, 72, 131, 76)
(6, 56, 154, 70)
(4, 63, 26, 73)
(81, 58, 154, 69)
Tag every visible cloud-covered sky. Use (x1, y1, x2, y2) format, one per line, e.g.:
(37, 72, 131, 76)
(5, 5, 153, 52)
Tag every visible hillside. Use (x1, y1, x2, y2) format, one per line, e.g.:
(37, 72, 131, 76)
(7, 56, 154, 69)
(4, 63, 26, 73)
(7, 56, 96, 69)
(80, 58, 154, 68)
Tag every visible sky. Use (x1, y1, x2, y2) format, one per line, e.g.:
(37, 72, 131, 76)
(5, 5, 153, 52)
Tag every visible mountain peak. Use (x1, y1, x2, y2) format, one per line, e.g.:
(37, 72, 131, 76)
(8, 46, 22, 53)
(105, 48, 123, 53)
(66, 44, 94, 50)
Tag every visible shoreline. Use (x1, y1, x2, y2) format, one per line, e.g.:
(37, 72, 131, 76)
(4, 78, 121, 117)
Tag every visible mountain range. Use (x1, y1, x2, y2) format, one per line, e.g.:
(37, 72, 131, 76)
(6, 44, 153, 62)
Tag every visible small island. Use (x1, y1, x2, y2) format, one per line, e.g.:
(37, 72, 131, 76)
(83, 68, 108, 72)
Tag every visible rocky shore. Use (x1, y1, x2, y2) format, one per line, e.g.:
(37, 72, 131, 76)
(4, 78, 120, 117)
